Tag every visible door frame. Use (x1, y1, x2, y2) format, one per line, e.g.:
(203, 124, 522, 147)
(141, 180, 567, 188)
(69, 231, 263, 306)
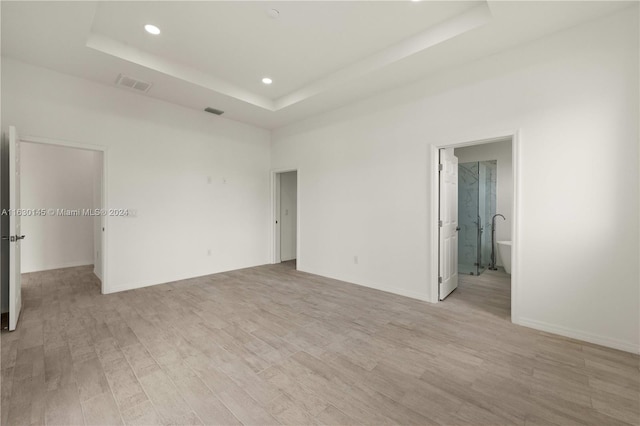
(19, 133, 109, 295)
(270, 168, 299, 265)
(429, 130, 521, 324)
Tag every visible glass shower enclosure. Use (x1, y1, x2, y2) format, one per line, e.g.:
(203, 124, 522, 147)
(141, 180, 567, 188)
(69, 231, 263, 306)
(458, 160, 497, 275)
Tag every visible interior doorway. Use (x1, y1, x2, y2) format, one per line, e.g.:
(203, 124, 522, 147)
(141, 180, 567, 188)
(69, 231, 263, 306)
(1, 128, 108, 331)
(272, 169, 298, 266)
(20, 142, 104, 274)
(432, 133, 519, 322)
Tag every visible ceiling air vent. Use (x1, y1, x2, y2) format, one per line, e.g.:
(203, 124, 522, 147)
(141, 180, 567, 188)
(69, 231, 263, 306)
(204, 107, 224, 116)
(115, 74, 152, 93)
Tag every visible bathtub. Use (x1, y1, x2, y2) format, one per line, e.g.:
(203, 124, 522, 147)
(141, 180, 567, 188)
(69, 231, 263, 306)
(497, 241, 512, 274)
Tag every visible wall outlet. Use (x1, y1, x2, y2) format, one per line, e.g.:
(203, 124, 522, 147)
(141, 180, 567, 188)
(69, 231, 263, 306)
(354, 255, 358, 264)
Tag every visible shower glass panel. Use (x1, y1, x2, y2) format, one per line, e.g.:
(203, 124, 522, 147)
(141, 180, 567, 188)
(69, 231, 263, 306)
(458, 162, 479, 275)
(458, 160, 496, 275)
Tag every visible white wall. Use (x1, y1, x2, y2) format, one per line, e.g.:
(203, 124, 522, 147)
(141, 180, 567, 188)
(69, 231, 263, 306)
(20, 143, 95, 272)
(280, 171, 297, 261)
(2, 5, 637, 354)
(271, 10, 639, 352)
(455, 139, 512, 266)
(2, 58, 271, 293)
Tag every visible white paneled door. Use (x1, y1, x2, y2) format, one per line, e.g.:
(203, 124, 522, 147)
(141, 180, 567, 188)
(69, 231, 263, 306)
(8, 126, 23, 330)
(439, 148, 459, 300)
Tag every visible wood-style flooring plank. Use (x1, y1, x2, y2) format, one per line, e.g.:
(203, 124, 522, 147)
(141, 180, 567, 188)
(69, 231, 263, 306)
(0, 263, 637, 426)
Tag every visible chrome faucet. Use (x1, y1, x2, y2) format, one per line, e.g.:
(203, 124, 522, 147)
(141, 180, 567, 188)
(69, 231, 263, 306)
(492, 214, 505, 224)
(489, 214, 506, 270)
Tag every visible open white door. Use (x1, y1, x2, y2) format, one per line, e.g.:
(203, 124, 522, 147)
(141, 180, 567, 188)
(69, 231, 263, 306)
(8, 126, 23, 330)
(439, 148, 459, 300)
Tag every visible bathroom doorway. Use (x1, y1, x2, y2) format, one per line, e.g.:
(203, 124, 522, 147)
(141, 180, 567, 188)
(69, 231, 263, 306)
(432, 133, 519, 322)
(454, 140, 512, 278)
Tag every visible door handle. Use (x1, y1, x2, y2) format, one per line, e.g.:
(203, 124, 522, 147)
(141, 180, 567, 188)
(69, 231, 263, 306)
(456, 227, 460, 231)
(16, 235, 25, 240)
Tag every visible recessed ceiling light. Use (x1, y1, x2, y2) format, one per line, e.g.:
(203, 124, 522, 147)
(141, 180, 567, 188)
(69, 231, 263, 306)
(262, 77, 273, 85)
(144, 24, 161, 35)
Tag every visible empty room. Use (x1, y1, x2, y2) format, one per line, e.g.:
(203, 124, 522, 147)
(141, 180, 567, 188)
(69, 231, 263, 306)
(0, 1, 638, 425)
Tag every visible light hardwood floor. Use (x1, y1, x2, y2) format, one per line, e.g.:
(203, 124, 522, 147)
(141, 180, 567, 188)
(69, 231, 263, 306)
(1, 263, 638, 425)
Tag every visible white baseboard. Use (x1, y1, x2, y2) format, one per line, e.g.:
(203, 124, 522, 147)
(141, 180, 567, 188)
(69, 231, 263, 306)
(297, 266, 431, 302)
(104, 278, 165, 294)
(23, 260, 93, 273)
(518, 317, 640, 354)
(103, 262, 269, 294)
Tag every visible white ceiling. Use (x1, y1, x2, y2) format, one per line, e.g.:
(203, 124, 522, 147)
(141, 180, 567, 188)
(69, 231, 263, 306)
(91, 1, 479, 100)
(1, 1, 634, 129)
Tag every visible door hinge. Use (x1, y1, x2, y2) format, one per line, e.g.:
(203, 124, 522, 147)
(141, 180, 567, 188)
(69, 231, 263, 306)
(438, 164, 443, 171)
(438, 276, 443, 284)
(438, 220, 443, 227)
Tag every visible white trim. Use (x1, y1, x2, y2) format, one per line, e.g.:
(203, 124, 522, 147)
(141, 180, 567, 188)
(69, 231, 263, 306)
(430, 131, 520, 323)
(103, 278, 168, 295)
(20, 134, 106, 153)
(511, 131, 522, 324)
(299, 267, 431, 302)
(20, 134, 109, 295)
(270, 168, 299, 266)
(519, 317, 640, 354)
(429, 145, 440, 303)
(103, 263, 264, 295)
(94, 265, 102, 281)
(23, 261, 94, 274)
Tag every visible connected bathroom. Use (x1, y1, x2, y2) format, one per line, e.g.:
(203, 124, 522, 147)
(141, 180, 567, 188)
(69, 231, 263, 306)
(455, 139, 512, 277)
